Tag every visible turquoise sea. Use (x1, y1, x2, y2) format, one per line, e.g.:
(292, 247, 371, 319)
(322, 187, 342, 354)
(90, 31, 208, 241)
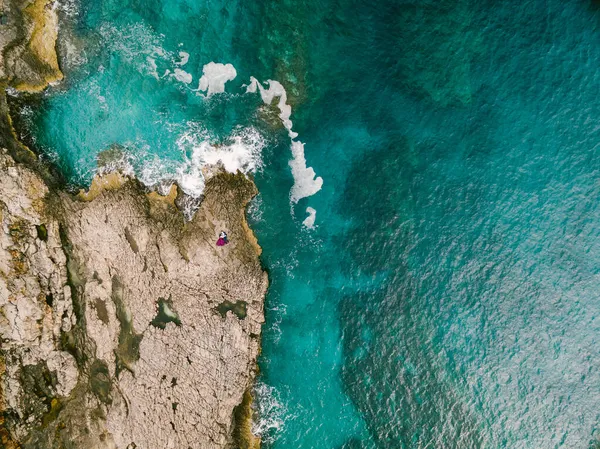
(14, 0, 600, 447)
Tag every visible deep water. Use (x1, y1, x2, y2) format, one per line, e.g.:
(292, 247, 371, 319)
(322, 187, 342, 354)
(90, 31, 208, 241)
(16, 0, 600, 447)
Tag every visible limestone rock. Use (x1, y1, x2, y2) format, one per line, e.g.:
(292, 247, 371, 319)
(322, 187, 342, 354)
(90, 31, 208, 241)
(2, 0, 63, 92)
(0, 149, 267, 448)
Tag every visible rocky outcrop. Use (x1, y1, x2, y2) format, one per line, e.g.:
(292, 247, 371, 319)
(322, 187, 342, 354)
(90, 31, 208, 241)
(0, 149, 267, 448)
(1, 0, 63, 92)
(0, 147, 73, 449)
(0, 1, 268, 446)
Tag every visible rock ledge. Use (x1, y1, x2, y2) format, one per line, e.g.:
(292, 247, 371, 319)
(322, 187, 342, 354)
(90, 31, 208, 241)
(0, 150, 267, 448)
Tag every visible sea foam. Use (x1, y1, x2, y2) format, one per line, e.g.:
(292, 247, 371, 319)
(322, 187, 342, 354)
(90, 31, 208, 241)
(173, 68, 193, 84)
(176, 51, 190, 66)
(252, 382, 288, 443)
(57, 0, 80, 17)
(246, 77, 323, 205)
(198, 62, 237, 96)
(246, 78, 295, 137)
(303, 207, 317, 228)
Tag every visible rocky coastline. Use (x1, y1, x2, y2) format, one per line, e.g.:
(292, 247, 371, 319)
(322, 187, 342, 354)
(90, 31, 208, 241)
(0, 1, 267, 448)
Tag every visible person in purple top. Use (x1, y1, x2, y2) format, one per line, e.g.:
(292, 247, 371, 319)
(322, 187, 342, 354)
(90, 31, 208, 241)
(216, 231, 229, 246)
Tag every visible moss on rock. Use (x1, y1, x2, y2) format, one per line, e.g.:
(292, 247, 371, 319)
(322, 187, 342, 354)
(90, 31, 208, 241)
(231, 389, 260, 449)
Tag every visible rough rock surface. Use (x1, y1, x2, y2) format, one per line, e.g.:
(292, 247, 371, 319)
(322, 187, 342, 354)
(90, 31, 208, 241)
(2, 0, 63, 92)
(0, 149, 267, 448)
(0, 148, 75, 449)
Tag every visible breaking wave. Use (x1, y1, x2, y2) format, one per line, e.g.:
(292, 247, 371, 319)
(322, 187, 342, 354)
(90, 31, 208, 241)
(252, 382, 289, 444)
(106, 125, 267, 198)
(174, 125, 266, 197)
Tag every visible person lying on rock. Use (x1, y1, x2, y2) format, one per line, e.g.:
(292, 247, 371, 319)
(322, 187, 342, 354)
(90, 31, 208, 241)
(217, 231, 229, 246)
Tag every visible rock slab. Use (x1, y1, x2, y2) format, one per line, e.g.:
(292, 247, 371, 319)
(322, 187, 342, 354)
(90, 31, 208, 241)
(0, 150, 267, 448)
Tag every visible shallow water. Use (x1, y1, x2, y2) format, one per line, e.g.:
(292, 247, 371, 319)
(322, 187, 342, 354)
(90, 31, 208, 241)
(17, 0, 600, 447)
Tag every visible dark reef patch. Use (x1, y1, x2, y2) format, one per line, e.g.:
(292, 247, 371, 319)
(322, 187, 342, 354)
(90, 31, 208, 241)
(89, 360, 111, 405)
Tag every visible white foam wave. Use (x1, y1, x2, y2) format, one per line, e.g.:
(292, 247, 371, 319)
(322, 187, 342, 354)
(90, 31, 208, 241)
(252, 382, 288, 443)
(246, 77, 323, 203)
(137, 155, 180, 195)
(176, 51, 190, 66)
(198, 62, 237, 96)
(57, 0, 80, 17)
(302, 207, 316, 228)
(62, 40, 87, 69)
(290, 141, 323, 203)
(146, 57, 159, 79)
(174, 125, 265, 197)
(173, 68, 193, 84)
(246, 78, 295, 137)
(6, 87, 20, 97)
(130, 127, 264, 199)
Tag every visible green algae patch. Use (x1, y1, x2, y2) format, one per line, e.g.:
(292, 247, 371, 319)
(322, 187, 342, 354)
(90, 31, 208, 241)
(17, 361, 58, 429)
(41, 398, 63, 428)
(93, 298, 109, 325)
(59, 327, 90, 370)
(89, 360, 111, 405)
(35, 223, 48, 241)
(231, 389, 260, 449)
(0, 353, 18, 449)
(216, 300, 247, 320)
(150, 297, 181, 329)
(112, 277, 142, 376)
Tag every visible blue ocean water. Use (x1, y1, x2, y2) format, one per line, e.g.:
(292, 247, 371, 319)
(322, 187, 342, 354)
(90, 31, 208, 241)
(15, 0, 600, 447)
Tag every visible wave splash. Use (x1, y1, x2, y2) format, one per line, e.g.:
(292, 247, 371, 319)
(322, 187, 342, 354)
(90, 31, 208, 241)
(174, 125, 265, 197)
(107, 126, 265, 199)
(252, 382, 288, 444)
